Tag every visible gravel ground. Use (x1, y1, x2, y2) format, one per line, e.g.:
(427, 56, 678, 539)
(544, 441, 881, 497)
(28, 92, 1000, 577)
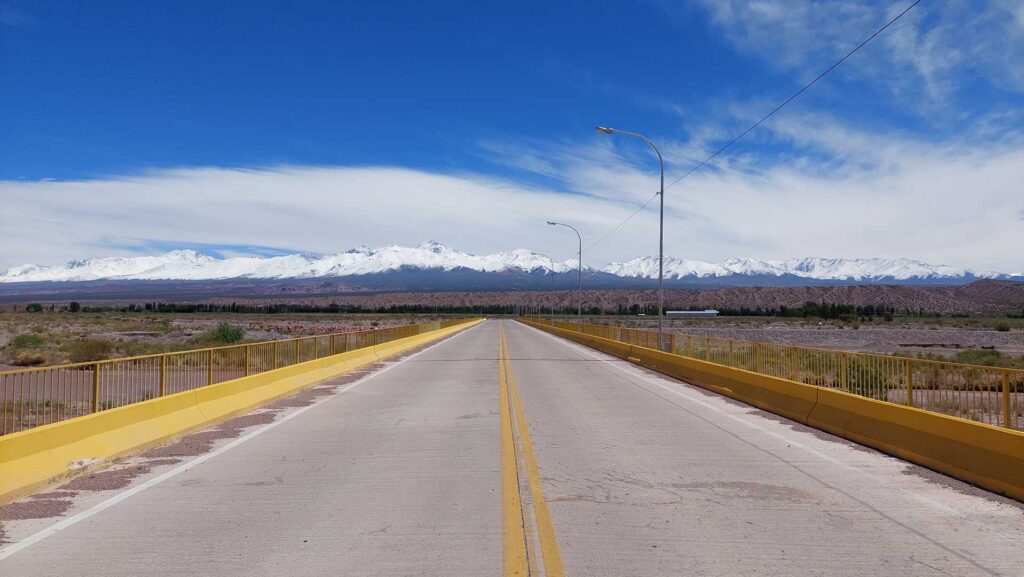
(0, 312, 456, 368)
(666, 323, 1024, 356)
(600, 319, 1024, 357)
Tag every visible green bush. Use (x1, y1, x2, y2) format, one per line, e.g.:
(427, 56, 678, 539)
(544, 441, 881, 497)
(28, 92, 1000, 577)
(11, 334, 45, 348)
(63, 339, 114, 363)
(994, 321, 1011, 332)
(952, 349, 1024, 369)
(195, 322, 246, 345)
(25, 303, 43, 313)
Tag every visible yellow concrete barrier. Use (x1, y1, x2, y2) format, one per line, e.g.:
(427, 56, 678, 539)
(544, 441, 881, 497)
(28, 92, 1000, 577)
(808, 388, 1024, 500)
(0, 319, 483, 504)
(521, 319, 1024, 502)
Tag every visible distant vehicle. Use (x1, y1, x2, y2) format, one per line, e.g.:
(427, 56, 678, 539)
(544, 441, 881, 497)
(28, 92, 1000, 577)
(665, 310, 719, 318)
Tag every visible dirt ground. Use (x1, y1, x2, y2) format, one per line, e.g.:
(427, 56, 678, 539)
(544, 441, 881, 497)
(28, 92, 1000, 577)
(0, 311, 461, 369)
(600, 317, 1024, 358)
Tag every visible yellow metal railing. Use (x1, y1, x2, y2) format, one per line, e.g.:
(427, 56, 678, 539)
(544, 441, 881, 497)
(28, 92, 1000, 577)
(0, 318, 475, 436)
(528, 319, 1024, 431)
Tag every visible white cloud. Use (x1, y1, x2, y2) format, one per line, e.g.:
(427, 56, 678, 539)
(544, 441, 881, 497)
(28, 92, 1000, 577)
(1, 119, 1022, 274)
(690, 0, 1024, 108)
(0, 165, 664, 272)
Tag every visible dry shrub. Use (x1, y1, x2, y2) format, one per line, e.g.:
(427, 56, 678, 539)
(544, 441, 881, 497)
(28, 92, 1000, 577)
(12, 351, 46, 366)
(63, 339, 114, 363)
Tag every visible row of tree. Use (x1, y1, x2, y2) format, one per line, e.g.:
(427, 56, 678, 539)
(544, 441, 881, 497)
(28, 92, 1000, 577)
(13, 300, 948, 319)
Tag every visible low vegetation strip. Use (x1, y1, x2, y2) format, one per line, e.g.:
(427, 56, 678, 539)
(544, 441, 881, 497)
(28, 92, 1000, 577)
(528, 319, 1024, 431)
(0, 318, 473, 436)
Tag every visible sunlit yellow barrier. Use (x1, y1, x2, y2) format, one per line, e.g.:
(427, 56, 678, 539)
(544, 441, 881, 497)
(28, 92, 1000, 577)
(0, 318, 483, 503)
(521, 319, 1024, 501)
(0, 319, 474, 436)
(529, 319, 1024, 430)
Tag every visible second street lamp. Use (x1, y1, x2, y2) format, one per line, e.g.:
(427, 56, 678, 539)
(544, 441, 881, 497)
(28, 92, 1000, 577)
(546, 220, 583, 320)
(595, 125, 666, 351)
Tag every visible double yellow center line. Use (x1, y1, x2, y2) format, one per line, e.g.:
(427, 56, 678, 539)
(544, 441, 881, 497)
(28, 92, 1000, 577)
(499, 321, 565, 577)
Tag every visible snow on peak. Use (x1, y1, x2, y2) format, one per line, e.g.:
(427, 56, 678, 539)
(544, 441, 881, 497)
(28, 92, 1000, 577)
(0, 243, 579, 283)
(602, 255, 991, 281)
(417, 240, 452, 254)
(0, 244, 1009, 284)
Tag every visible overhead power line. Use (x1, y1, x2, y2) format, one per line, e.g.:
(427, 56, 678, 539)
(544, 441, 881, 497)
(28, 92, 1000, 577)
(583, 192, 659, 252)
(585, 0, 923, 251)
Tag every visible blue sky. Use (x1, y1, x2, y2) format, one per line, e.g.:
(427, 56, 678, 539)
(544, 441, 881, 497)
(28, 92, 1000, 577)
(1, 0, 1022, 272)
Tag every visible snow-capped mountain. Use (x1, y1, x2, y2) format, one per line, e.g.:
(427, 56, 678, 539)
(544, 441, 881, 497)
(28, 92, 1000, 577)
(602, 256, 1006, 282)
(0, 242, 583, 283)
(0, 242, 1016, 286)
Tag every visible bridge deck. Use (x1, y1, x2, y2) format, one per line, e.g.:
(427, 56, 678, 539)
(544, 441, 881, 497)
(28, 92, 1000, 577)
(1, 319, 1022, 576)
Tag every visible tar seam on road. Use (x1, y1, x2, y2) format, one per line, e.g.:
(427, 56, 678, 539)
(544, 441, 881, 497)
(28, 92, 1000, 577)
(500, 321, 565, 577)
(518, 321, 1024, 549)
(517, 321, 1012, 574)
(0, 322, 484, 563)
(518, 322, 966, 514)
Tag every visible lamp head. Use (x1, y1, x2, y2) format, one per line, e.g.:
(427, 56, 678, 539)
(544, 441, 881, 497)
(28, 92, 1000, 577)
(546, 221, 557, 226)
(595, 126, 614, 135)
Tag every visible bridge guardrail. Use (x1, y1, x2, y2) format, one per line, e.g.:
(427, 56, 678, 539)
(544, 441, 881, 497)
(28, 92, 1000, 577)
(1, 319, 471, 436)
(522, 318, 1024, 501)
(527, 319, 1024, 431)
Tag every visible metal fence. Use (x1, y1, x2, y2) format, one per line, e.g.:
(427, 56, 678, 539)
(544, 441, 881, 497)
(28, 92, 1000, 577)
(0, 318, 474, 436)
(528, 319, 1024, 431)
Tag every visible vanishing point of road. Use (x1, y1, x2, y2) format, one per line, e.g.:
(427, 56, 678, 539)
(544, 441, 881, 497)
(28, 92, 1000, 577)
(2, 320, 1022, 576)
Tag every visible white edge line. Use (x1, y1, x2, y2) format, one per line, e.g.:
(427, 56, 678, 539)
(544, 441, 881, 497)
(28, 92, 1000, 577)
(0, 321, 484, 561)
(517, 321, 962, 516)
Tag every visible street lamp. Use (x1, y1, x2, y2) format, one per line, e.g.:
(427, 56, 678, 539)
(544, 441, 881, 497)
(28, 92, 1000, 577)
(546, 221, 583, 320)
(595, 126, 666, 351)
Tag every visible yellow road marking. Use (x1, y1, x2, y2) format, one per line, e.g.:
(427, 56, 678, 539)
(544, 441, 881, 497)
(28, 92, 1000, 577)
(500, 323, 529, 576)
(500, 321, 565, 577)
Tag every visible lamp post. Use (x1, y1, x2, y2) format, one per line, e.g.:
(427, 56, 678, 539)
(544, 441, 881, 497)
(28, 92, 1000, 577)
(595, 126, 666, 351)
(546, 221, 583, 320)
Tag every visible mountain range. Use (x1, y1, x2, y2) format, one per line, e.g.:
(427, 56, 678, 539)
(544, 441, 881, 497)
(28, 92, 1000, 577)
(1, 241, 1020, 289)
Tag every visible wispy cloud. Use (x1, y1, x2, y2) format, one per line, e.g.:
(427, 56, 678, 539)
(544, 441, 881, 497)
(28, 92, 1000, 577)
(2, 117, 1022, 274)
(96, 239, 303, 260)
(688, 0, 1024, 111)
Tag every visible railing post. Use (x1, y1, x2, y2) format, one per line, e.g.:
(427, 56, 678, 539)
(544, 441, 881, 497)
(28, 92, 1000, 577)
(687, 335, 692, 357)
(789, 348, 797, 381)
(840, 353, 848, 391)
(295, 339, 300, 364)
(331, 334, 336, 356)
(243, 345, 250, 377)
(92, 362, 101, 413)
(705, 336, 710, 361)
(905, 359, 913, 407)
(1003, 370, 1012, 429)
(207, 349, 214, 386)
(273, 341, 279, 369)
(728, 339, 734, 366)
(159, 355, 167, 397)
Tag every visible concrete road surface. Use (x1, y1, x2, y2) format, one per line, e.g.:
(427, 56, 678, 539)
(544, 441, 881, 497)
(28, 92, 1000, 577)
(2, 319, 1022, 576)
